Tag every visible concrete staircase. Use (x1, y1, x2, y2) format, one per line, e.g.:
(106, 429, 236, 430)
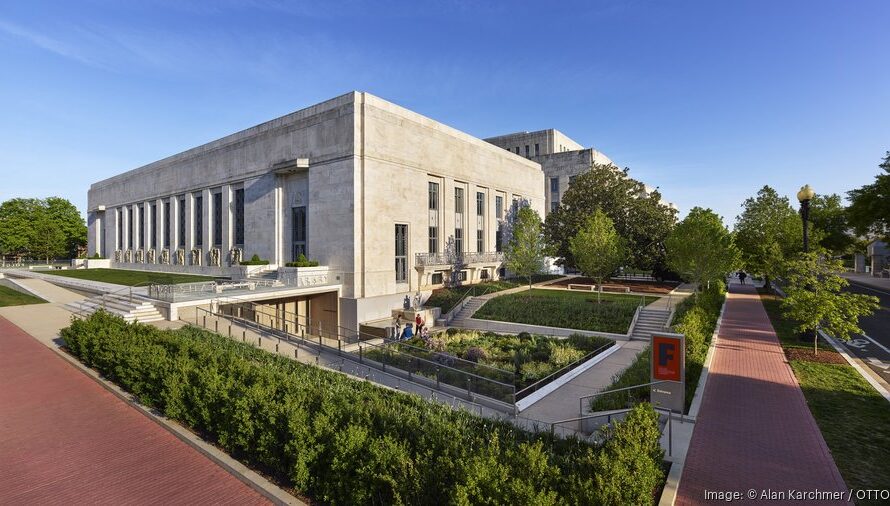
(247, 268, 279, 281)
(65, 293, 164, 323)
(630, 308, 672, 341)
(450, 297, 487, 325)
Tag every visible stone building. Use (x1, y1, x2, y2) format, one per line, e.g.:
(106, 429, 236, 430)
(87, 92, 545, 330)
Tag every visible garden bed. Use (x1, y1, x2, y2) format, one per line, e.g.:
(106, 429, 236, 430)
(473, 289, 655, 334)
(363, 329, 614, 400)
(61, 311, 665, 505)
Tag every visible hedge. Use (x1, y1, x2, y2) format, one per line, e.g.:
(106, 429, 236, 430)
(62, 312, 665, 505)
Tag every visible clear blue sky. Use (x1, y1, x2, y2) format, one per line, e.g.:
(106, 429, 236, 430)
(2, 0, 888, 226)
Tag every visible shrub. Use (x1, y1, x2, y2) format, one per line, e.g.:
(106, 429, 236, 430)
(285, 254, 320, 268)
(240, 254, 270, 266)
(464, 346, 488, 363)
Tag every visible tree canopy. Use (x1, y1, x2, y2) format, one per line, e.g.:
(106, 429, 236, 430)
(0, 197, 86, 260)
(665, 207, 740, 292)
(781, 252, 878, 353)
(808, 193, 855, 255)
(847, 151, 890, 242)
(733, 186, 802, 287)
(504, 206, 546, 290)
(570, 209, 626, 301)
(544, 164, 677, 271)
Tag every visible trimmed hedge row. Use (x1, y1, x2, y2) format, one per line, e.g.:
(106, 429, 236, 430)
(62, 311, 664, 505)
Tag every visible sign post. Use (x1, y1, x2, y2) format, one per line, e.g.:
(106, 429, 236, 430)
(650, 332, 685, 412)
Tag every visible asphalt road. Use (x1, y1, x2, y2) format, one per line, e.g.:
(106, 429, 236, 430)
(842, 280, 890, 385)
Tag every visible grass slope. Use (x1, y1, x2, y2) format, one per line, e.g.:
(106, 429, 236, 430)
(474, 289, 655, 334)
(0, 285, 47, 306)
(43, 268, 217, 286)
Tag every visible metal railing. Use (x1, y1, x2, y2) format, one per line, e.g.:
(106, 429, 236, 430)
(415, 251, 505, 267)
(148, 269, 340, 302)
(579, 380, 672, 415)
(514, 341, 615, 401)
(549, 406, 681, 457)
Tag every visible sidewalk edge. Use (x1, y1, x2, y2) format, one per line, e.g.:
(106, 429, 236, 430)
(819, 330, 890, 404)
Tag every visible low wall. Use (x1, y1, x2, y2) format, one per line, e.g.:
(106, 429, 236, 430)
(110, 262, 238, 278)
(458, 318, 628, 341)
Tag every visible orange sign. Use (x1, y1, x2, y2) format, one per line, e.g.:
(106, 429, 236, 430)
(652, 335, 682, 382)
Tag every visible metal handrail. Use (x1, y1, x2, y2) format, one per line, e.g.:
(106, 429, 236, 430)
(549, 405, 680, 457)
(578, 380, 672, 415)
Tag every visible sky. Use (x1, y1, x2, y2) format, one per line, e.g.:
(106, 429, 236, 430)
(1, 0, 888, 227)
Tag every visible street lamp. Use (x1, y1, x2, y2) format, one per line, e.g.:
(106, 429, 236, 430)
(797, 184, 815, 253)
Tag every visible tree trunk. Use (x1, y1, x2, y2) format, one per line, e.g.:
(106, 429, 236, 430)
(814, 329, 818, 355)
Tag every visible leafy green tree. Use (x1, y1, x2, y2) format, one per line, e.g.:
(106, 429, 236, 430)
(544, 163, 677, 272)
(734, 186, 803, 290)
(0, 198, 42, 258)
(31, 210, 67, 262)
(505, 206, 546, 291)
(569, 209, 626, 302)
(847, 151, 890, 242)
(781, 252, 879, 354)
(45, 196, 87, 257)
(666, 207, 740, 295)
(808, 193, 854, 255)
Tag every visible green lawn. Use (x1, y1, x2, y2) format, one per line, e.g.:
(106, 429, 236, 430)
(759, 290, 890, 498)
(473, 289, 655, 334)
(424, 280, 522, 313)
(0, 285, 47, 307)
(42, 268, 217, 286)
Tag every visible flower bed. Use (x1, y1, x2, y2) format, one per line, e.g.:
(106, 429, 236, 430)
(61, 311, 664, 505)
(365, 329, 613, 397)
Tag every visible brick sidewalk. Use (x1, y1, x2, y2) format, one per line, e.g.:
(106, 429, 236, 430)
(676, 283, 849, 505)
(0, 316, 269, 505)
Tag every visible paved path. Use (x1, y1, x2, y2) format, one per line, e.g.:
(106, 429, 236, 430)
(0, 316, 269, 505)
(676, 283, 848, 505)
(3, 277, 86, 304)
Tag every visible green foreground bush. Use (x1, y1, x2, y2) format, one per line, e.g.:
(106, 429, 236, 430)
(62, 312, 664, 505)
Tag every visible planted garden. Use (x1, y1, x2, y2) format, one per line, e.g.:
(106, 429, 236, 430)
(61, 311, 665, 505)
(423, 280, 521, 314)
(474, 289, 656, 334)
(363, 329, 614, 400)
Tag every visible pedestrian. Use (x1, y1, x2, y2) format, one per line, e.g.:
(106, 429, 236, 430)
(415, 314, 424, 336)
(739, 271, 747, 285)
(393, 313, 402, 340)
(403, 322, 413, 340)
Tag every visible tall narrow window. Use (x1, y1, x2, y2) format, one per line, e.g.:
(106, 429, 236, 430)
(525, 145, 530, 157)
(150, 203, 157, 249)
(234, 188, 245, 247)
(194, 194, 203, 247)
(550, 177, 559, 193)
(476, 191, 484, 252)
(428, 182, 439, 254)
(213, 192, 222, 247)
(127, 207, 133, 249)
(495, 196, 504, 253)
(117, 208, 123, 249)
(454, 187, 464, 253)
(138, 204, 145, 249)
(291, 206, 306, 260)
(535, 143, 540, 156)
(163, 201, 171, 248)
(514, 147, 520, 154)
(395, 224, 408, 283)
(178, 197, 186, 248)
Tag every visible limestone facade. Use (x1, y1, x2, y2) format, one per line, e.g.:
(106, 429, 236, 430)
(87, 92, 544, 330)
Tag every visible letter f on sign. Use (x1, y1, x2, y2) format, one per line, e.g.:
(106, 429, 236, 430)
(658, 343, 674, 366)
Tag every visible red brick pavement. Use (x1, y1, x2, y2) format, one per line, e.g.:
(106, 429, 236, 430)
(676, 283, 849, 505)
(0, 316, 269, 505)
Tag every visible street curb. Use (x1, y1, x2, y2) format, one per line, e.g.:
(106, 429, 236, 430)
(819, 330, 890, 404)
(43, 340, 304, 505)
(658, 292, 729, 506)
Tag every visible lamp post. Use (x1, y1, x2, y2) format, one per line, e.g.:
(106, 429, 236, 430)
(797, 184, 815, 253)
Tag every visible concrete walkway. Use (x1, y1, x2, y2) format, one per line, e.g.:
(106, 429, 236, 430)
(675, 283, 849, 505)
(519, 340, 649, 422)
(3, 277, 86, 304)
(0, 315, 268, 505)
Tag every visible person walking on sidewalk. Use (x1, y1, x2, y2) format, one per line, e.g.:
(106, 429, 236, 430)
(738, 271, 747, 285)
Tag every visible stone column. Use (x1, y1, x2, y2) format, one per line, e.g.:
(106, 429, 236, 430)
(184, 193, 194, 251)
(131, 203, 140, 251)
(222, 185, 233, 260)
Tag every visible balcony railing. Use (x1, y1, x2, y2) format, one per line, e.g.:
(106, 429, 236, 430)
(415, 251, 505, 267)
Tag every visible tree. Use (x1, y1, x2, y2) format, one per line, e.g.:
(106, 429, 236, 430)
(504, 206, 546, 291)
(0, 198, 42, 258)
(31, 211, 67, 263)
(808, 193, 854, 255)
(45, 197, 87, 258)
(734, 186, 802, 290)
(569, 209, 626, 302)
(848, 151, 890, 242)
(544, 163, 677, 272)
(665, 207, 740, 295)
(781, 252, 879, 354)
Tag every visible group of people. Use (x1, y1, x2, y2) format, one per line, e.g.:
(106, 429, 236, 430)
(393, 313, 429, 341)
